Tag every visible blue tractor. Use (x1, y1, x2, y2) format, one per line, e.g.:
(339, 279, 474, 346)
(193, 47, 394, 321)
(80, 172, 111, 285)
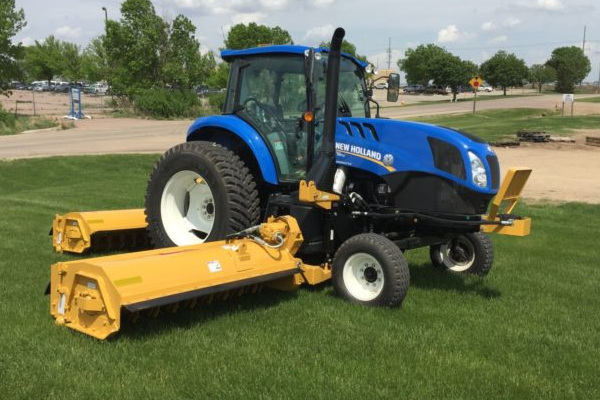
(145, 28, 515, 306)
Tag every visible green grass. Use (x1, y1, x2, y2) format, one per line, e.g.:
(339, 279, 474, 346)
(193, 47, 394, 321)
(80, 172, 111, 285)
(376, 93, 537, 110)
(1, 155, 599, 399)
(578, 96, 600, 103)
(408, 108, 600, 142)
(0, 114, 59, 135)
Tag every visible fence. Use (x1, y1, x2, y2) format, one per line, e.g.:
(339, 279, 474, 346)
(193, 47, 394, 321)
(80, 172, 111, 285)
(0, 90, 112, 118)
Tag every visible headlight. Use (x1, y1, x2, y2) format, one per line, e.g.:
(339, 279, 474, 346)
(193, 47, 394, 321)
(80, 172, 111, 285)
(468, 151, 488, 188)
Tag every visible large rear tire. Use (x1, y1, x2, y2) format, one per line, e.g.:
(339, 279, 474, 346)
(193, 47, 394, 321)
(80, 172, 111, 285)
(429, 232, 494, 276)
(145, 142, 260, 248)
(332, 233, 410, 307)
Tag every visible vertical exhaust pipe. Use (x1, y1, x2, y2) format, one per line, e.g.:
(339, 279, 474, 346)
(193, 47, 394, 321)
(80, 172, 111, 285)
(305, 27, 345, 191)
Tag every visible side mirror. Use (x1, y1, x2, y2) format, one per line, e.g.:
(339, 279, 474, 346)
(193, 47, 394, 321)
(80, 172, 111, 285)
(387, 73, 400, 102)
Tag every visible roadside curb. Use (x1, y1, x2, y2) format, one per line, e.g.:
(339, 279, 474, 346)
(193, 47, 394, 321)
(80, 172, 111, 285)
(20, 126, 61, 135)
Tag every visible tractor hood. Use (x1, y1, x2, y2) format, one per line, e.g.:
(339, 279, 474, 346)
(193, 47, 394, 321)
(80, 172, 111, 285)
(334, 117, 500, 196)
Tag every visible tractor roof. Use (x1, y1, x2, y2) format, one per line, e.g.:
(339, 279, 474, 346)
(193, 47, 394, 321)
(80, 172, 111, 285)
(221, 45, 368, 68)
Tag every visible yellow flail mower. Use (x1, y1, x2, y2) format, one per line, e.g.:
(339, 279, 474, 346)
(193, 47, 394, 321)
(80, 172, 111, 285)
(48, 28, 533, 340)
(49, 169, 531, 340)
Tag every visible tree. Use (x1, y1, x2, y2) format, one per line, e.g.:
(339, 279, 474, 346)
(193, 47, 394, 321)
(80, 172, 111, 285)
(206, 53, 229, 89)
(479, 51, 528, 96)
(398, 44, 448, 86)
(104, 0, 209, 94)
(0, 0, 26, 91)
(104, 0, 168, 93)
(398, 44, 476, 101)
(430, 54, 478, 101)
(319, 39, 367, 62)
(529, 64, 556, 93)
(81, 37, 110, 83)
(224, 23, 292, 49)
(163, 15, 211, 88)
(546, 46, 591, 93)
(23, 36, 80, 82)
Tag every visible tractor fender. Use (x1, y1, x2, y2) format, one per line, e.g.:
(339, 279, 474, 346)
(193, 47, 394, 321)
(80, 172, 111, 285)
(186, 115, 279, 185)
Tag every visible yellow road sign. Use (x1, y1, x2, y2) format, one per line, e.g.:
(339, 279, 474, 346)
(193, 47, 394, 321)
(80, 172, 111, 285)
(469, 76, 483, 89)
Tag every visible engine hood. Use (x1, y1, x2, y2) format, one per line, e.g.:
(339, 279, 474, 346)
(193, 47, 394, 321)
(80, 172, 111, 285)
(334, 117, 498, 195)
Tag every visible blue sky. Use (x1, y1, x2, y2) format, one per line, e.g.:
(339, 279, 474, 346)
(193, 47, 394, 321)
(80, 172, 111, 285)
(13, 0, 600, 82)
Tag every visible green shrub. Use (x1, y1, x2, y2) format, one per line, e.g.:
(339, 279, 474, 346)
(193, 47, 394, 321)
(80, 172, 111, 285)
(0, 106, 17, 129)
(206, 92, 226, 111)
(133, 89, 201, 118)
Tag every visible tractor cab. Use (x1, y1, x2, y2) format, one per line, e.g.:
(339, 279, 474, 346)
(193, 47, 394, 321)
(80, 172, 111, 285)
(221, 46, 371, 182)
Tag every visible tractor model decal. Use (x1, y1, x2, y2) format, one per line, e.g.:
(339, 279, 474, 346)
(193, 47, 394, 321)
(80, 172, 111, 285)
(335, 142, 395, 172)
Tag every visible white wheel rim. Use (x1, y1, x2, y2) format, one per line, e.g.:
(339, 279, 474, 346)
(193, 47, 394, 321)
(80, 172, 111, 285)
(160, 170, 215, 246)
(342, 253, 384, 301)
(438, 237, 475, 272)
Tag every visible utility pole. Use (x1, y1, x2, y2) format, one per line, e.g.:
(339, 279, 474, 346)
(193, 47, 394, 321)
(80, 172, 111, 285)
(386, 37, 391, 70)
(582, 25, 586, 52)
(101, 6, 108, 22)
(596, 51, 600, 94)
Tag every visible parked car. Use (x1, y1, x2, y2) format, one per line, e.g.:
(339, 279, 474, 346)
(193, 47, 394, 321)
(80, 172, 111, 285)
(478, 84, 493, 92)
(195, 85, 223, 96)
(10, 81, 27, 90)
(83, 82, 108, 95)
(33, 83, 47, 92)
(403, 84, 425, 94)
(53, 83, 71, 93)
(424, 85, 449, 95)
(374, 82, 388, 89)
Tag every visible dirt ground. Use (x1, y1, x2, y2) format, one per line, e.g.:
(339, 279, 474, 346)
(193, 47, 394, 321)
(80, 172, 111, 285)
(1, 92, 600, 204)
(494, 133, 600, 204)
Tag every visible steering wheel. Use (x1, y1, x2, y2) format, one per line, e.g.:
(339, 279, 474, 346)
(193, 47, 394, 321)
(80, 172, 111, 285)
(242, 97, 289, 153)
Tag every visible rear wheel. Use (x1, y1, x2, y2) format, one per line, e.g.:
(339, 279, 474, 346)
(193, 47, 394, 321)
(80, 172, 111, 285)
(429, 232, 494, 276)
(333, 233, 410, 307)
(145, 142, 260, 248)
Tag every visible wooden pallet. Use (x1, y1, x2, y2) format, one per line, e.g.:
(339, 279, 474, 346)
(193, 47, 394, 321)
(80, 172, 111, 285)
(586, 136, 600, 147)
(517, 131, 550, 142)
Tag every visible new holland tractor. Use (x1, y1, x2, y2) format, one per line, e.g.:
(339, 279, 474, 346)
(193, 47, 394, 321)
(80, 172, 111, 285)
(49, 28, 531, 339)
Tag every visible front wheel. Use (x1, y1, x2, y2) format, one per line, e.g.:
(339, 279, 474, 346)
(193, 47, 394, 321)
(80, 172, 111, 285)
(429, 232, 494, 276)
(333, 233, 410, 307)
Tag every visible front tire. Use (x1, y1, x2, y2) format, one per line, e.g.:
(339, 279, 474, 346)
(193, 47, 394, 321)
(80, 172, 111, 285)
(145, 142, 260, 248)
(333, 233, 410, 307)
(429, 232, 494, 276)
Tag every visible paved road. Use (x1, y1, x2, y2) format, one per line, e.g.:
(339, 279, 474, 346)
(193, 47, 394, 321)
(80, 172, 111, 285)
(0, 118, 190, 159)
(379, 93, 600, 119)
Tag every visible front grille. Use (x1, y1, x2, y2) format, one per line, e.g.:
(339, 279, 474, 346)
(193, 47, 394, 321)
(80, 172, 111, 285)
(487, 155, 500, 189)
(427, 137, 466, 180)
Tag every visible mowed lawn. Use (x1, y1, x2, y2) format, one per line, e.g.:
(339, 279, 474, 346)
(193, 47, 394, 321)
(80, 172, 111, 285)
(409, 108, 600, 142)
(1, 155, 599, 399)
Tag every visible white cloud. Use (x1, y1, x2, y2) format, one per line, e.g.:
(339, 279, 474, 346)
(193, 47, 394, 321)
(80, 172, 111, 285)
(488, 35, 508, 45)
(231, 12, 265, 25)
(481, 22, 496, 32)
(169, 0, 333, 14)
(511, 0, 565, 12)
(19, 36, 34, 46)
(260, 0, 289, 9)
(55, 26, 82, 38)
(437, 25, 473, 43)
(310, 0, 336, 5)
(502, 16, 521, 27)
(304, 24, 334, 45)
(536, 0, 564, 11)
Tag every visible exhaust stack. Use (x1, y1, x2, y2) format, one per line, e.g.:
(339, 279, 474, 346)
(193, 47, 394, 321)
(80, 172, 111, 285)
(305, 27, 345, 191)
